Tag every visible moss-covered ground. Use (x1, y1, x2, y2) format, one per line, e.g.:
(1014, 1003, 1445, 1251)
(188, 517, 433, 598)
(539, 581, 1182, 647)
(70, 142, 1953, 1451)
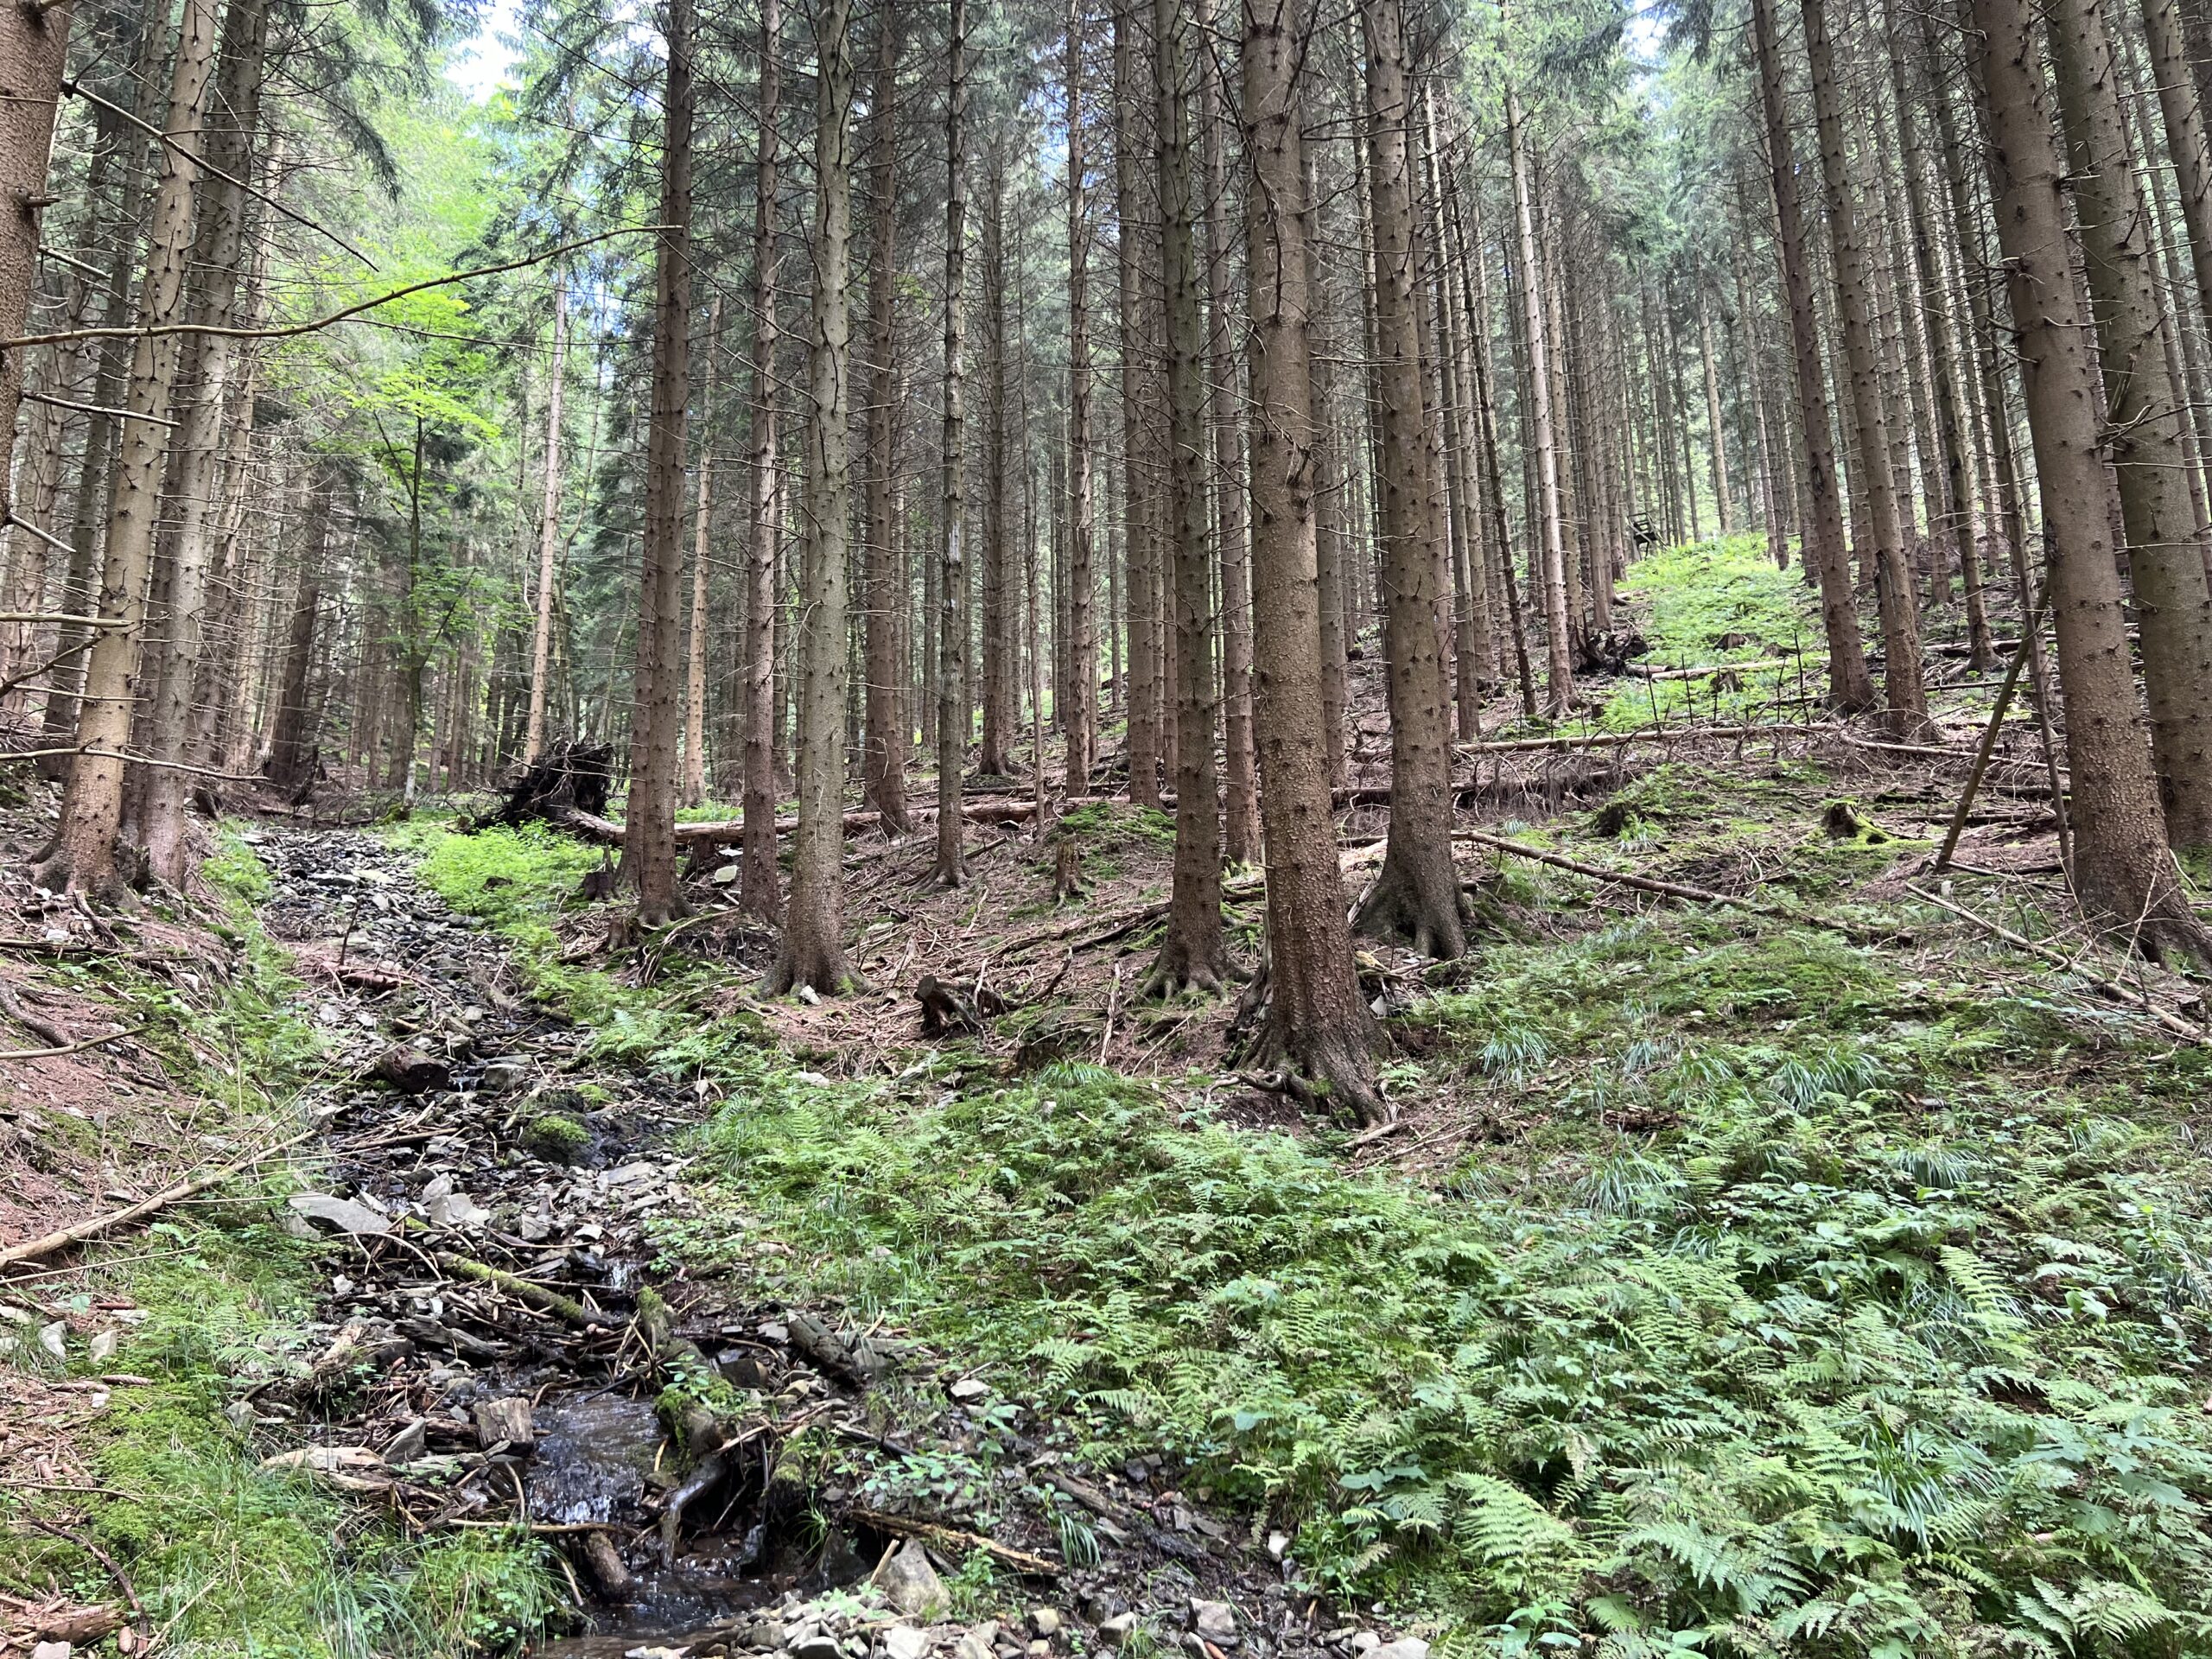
(0, 828, 558, 1657)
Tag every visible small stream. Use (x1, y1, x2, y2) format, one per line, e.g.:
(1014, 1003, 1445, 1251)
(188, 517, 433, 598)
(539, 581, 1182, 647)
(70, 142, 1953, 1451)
(251, 829, 868, 1651)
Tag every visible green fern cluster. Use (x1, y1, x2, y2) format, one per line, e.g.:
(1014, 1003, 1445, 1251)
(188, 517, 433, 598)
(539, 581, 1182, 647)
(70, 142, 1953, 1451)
(663, 1031, 2212, 1657)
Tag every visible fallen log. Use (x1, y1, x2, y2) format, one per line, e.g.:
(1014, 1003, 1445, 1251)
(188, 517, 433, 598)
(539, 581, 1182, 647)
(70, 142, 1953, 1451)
(547, 797, 1043, 847)
(0, 1128, 316, 1271)
(1452, 718, 1817, 757)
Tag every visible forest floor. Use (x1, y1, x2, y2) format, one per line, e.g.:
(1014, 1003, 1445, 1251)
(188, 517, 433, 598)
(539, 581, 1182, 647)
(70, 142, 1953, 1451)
(6, 538, 2212, 1659)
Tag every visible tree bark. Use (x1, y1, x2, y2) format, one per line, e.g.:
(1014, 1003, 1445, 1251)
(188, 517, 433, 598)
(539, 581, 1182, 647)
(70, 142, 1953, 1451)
(862, 10, 907, 835)
(1143, 0, 1230, 996)
(1698, 289, 1733, 535)
(1964, 0, 2211, 963)
(617, 0, 696, 925)
(680, 296, 721, 809)
(524, 279, 570, 762)
(980, 150, 1015, 779)
(1885, 0, 1995, 670)
(1504, 78, 1574, 714)
(1064, 0, 1097, 795)
(35, 0, 219, 899)
(768, 0, 857, 993)
(1241, 0, 1384, 1122)
(0, 0, 74, 524)
(1351, 0, 1466, 961)
(1802, 0, 1928, 734)
(141, 0, 271, 885)
(934, 0, 972, 887)
(1750, 0, 1876, 712)
(742, 0, 784, 920)
(1114, 1, 1162, 808)
(1200, 0, 1258, 868)
(2047, 0, 2212, 854)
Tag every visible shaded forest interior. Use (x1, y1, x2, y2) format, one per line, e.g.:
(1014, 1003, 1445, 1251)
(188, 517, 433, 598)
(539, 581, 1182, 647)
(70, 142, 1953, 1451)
(6, 0, 2212, 1651)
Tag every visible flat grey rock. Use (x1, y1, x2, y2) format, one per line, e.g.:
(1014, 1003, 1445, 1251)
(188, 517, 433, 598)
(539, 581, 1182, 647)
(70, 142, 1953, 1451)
(288, 1192, 392, 1236)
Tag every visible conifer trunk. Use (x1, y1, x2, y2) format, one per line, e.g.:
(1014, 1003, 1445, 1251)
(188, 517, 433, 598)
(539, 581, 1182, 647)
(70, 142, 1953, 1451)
(1064, 0, 1096, 795)
(1144, 0, 1230, 996)
(2047, 0, 2212, 855)
(741, 0, 784, 919)
(0, 0, 74, 519)
(619, 0, 695, 927)
(935, 0, 972, 887)
(35, 0, 219, 898)
(525, 281, 570, 762)
(1505, 79, 1574, 713)
(862, 11, 908, 834)
(770, 0, 856, 992)
(1965, 0, 2211, 963)
(680, 297, 720, 809)
(141, 0, 270, 885)
(1801, 0, 1927, 733)
(1200, 0, 1259, 868)
(1114, 2, 1162, 808)
(1352, 0, 1466, 960)
(1750, 0, 1876, 712)
(1242, 0, 1383, 1122)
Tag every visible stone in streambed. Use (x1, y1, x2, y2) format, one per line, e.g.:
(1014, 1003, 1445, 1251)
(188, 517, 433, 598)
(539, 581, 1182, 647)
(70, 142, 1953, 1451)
(873, 1538, 950, 1620)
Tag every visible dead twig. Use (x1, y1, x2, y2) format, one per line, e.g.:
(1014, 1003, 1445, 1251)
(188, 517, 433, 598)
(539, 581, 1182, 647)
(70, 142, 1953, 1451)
(1905, 883, 2207, 1043)
(0, 1127, 315, 1271)
(842, 1505, 1060, 1575)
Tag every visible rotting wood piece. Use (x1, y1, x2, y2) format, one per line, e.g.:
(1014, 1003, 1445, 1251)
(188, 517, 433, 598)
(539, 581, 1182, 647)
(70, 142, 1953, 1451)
(843, 1504, 1062, 1575)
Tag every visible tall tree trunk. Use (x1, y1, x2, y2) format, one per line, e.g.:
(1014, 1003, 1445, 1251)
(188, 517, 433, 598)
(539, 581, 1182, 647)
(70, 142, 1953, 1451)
(1305, 149, 1349, 786)
(1064, 0, 1096, 794)
(1114, 0, 1162, 808)
(524, 279, 570, 760)
(2047, 0, 2212, 855)
(1885, 0, 1995, 669)
(0, 0, 74, 518)
(1505, 79, 1574, 713)
(141, 0, 270, 885)
(1455, 184, 1537, 716)
(1802, 0, 1927, 733)
(741, 0, 784, 919)
(979, 151, 1015, 779)
(1201, 0, 1258, 867)
(1698, 289, 1733, 535)
(934, 0, 972, 887)
(862, 10, 907, 834)
(770, 0, 857, 992)
(680, 296, 721, 808)
(1144, 0, 1230, 995)
(1750, 0, 1876, 711)
(2143, 0, 2212, 340)
(35, 0, 219, 899)
(1965, 0, 2211, 963)
(620, 0, 695, 926)
(1352, 0, 1465, 961)
(1241, 0, 1383, 1122)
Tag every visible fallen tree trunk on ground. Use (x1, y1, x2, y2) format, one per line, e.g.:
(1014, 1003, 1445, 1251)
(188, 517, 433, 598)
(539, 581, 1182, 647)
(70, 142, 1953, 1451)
(542, 797, 1045, 847)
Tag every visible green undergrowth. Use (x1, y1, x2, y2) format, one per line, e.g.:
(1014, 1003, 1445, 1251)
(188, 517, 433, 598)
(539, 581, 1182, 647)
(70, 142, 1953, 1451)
(1, 826, 559, 1656)
(389, 818, 632, 1021)
(1602, 537, 1821, 731)
(392, 810, 2212, 1656)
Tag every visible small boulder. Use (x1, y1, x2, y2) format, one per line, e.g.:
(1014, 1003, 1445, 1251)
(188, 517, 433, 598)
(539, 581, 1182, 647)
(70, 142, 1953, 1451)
(1187, 1601, 1236, 1647)
(372, 1046, 451, 1094)
(884, 1628, 932, 1659)
(873, 1538, 951, 1621)
(1097, 1616, 1137, 1649)
(287, 1192, 391, 1236)
(1367, 1643, 1427, 1659)
(1027, 1610, 1062, 1640)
